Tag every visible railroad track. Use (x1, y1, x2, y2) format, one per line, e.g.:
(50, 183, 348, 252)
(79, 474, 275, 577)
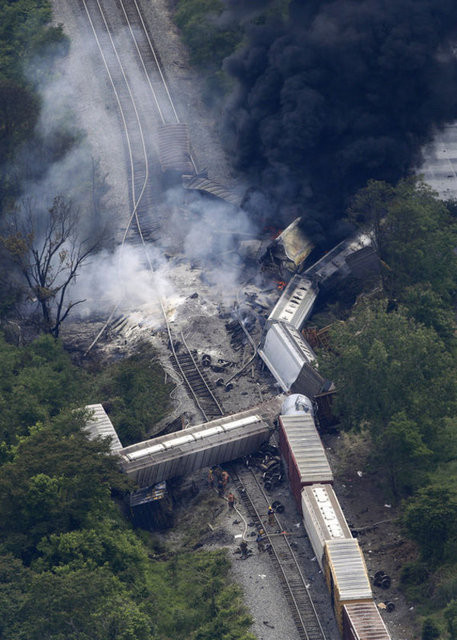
(168, 330, 224, 422)
(81, 0, 210, 423)
(230, 464, 328, 640)
(81, 0, 153, 245)
(81, 0, 197, 247)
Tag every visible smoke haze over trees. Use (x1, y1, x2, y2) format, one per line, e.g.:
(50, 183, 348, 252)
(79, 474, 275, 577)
(222, 0, 457, 244)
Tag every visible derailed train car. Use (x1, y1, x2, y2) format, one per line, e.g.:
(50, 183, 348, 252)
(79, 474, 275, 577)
(259, 230, 378, 400)
(119, 411, 272, 487)
(259, 322, 329, 398)
(301, 483, 352, 569)
(267, 274, 317, 331)
(278, 395, 392, 640)
(324, 538, 373, 632)
(342, 602, 391, 640)
(278, 393, 333, 510)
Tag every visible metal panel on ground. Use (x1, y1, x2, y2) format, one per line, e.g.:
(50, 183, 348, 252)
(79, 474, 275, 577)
(342, 602, 391, 640)
(301, 484, 352, 569)
(119, 410, 272, 487)
(324, 538, 373, 632)
(279, 413, 333, 510)
(84, 404, 123, 454)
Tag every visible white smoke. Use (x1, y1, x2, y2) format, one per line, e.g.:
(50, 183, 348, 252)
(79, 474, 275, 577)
(13, 16, 262, 328)
(68, 243, 181, 326)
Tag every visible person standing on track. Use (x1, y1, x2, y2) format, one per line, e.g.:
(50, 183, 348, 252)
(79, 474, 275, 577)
(256, 529, 266, 552)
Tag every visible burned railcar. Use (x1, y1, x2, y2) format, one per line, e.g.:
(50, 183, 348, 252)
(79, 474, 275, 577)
(304, 231, 379, 289)
(267, 274, 317, 332)
(259, 217, 314, 275)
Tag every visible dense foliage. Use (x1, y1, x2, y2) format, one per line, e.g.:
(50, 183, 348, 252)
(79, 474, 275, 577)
(319, 178, 457, 635)
(0, 333, 254, 639)
(0, 0, 68, 214)
(172, 0, 242, 102)
(174, 0, 241, 68)
(93, 341, 173, 445)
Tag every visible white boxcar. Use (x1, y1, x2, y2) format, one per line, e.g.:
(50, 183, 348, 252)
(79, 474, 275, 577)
(119, 411, 271, 487)
(301, 484, 352, 568)
(259, 322, 325, 397)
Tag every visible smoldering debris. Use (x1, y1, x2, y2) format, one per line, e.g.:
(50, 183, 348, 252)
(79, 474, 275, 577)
(222, 0, 457, 246)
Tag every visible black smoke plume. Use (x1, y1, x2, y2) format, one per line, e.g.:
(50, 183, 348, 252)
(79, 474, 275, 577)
(222, 0, 457, 246)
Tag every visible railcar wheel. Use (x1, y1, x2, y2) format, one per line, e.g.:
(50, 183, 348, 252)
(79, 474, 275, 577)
(381, 576, 391, 589)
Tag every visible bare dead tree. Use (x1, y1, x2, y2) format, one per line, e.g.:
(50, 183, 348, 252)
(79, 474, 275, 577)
(1, 196, 102, 338)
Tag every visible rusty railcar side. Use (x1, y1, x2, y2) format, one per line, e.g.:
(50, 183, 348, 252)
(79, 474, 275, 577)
(342, 601, 391, 640)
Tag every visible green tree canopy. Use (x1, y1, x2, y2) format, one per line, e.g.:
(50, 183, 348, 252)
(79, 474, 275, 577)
(0, 417, 128, 560)
(319, 299, 457, 496)
(349, 177, 457, 315)
(320, 299, 456, 434)
(403, 484, 457, 565)
(0, 333, 86, 443)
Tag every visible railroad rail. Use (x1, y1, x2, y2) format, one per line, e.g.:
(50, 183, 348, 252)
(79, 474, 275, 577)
(168, 330, 224, 422)
(81, 0, 218, 422)
(230, 463, 328, 640)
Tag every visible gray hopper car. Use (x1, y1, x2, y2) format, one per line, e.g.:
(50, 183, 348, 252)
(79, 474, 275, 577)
(119, 412, 271, 487)
(267, 275, 317, 331)
(304, 231, 376, 285)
